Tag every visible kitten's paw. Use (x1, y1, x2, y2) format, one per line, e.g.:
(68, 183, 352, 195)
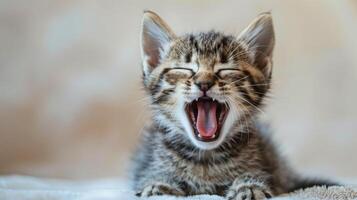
(136, 182, 185, 197)
(226, 181, 273, 200)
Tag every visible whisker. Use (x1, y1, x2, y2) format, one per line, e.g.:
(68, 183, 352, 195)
(226, 76, 250, 87)
(233, 93, 265, 115)
(244, 83, 272, 87)
(238, 102, 253, 144)
(227, 96, 252, 144)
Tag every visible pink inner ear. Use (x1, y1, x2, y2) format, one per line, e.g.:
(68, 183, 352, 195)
(143, 38, 161, 70)
(147, 54, 159, 69)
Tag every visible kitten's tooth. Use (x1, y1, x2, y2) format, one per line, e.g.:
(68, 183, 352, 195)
(197, 134, 202, 138)
(196, 98, 198, 101)
(212, 134, 216, 138)
(213, 98, 216, 101)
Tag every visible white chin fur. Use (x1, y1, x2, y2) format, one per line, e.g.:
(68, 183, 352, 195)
(176, 98, 237, 150)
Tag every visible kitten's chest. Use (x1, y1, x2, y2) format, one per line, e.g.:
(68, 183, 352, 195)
(173, 159, 239, 183)
(172, 160, 238, 195)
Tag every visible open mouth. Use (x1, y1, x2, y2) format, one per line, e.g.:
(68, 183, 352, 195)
(185, 97, 229, 142)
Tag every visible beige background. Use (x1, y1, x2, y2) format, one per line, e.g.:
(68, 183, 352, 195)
(0, 0, 356, 181)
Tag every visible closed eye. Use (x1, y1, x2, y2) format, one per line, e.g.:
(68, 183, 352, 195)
(172, 67, 194, 72)
(165, 67, 194, 78)
(216, 68, 241, 78)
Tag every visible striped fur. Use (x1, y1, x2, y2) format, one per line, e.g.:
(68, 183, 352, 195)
(131, 11, 332, 200)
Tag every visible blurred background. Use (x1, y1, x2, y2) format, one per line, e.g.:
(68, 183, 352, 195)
(0, 0, 356, 181)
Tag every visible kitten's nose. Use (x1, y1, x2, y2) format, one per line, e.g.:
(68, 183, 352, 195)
(194, 80, 214, 92)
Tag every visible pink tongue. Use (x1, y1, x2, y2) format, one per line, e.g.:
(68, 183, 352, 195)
(196, 100, 218, 138)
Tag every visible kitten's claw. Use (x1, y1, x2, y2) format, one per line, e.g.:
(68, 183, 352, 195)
(136, 182, 185, 197)
(226, 179, 272, 200)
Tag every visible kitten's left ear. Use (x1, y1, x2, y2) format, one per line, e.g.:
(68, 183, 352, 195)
(141, 10, 176, 76)
(238, 12, 275, 77)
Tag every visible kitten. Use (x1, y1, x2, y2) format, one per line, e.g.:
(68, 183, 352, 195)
(131, 11, 333, 200)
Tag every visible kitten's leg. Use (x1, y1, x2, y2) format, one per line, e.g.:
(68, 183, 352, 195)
(226, 174, 273, 200)
(136, 182, 185, 197)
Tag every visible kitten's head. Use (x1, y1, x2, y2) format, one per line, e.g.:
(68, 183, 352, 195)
(140, 11, 274, 150)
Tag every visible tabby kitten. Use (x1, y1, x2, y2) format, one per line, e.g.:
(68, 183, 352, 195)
(132, 11, 330, 200)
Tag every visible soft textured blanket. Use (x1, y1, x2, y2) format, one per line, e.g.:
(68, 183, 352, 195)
(0, 175, 356, 200)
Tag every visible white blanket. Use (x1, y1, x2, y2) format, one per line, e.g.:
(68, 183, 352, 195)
(0, 175, 356, 200)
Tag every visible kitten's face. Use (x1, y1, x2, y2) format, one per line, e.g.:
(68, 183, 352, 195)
(141, 11, 274, 150)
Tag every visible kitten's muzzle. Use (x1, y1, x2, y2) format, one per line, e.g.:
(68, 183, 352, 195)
(193, 72, 216, 94)
(194, 81, 214, 93)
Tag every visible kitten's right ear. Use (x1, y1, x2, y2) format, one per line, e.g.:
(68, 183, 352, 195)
(141, 11, 176, 76)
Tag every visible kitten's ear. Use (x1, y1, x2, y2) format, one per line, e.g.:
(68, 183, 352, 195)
(141, 10, 176, 76)
(238, 12, 275, 77)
